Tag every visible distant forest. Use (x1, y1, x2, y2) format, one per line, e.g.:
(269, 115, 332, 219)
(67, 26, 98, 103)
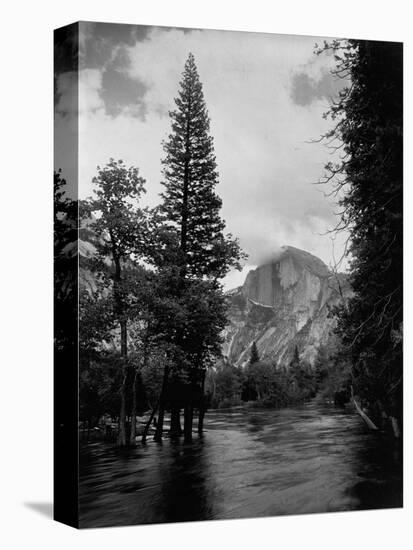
(55, 40, 403, 445)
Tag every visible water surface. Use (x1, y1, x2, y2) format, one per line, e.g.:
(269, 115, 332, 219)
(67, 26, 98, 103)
(79, 402, 402, 528)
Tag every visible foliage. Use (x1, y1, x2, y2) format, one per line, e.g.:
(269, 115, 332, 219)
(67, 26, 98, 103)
(317, 40, 403, 428)
(314, 343, 352, 405)
(89, 159, 148, 257)
(54, 170, 78, 350)
(80, 159, 152, 445)
(54, 169, 77, 253)
(208, 349, 321, 410)
(207, 361, 243, 409)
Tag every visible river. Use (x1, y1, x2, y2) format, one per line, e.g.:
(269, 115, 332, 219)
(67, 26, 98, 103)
(79, 402, 402, 528)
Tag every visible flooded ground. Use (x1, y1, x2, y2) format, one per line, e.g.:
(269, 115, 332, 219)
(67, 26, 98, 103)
(79, 402, 402, 528)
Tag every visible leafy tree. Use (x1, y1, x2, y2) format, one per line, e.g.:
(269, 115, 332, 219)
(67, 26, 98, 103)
(287, 347, 316, 400)
(318, 40, 403, 434)
(84, 158, 148, 446)
(245, 361, 275, 401)
(158, 53, 245, 441)
(207, 361, 243, 409)
(239, 357, 316, 408)
(314, 342, 351, 405)
(54, 170, 77, 254)
(54, 169, 78, 348)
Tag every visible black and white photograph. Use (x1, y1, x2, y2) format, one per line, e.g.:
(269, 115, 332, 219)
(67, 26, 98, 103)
(53, 20, 403, 529)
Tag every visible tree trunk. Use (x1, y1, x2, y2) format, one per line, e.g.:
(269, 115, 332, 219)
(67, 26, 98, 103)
(170, 407, 182, 437)
(184, 404, 193, 443)
(129, 369, 138, 446)
(351, 386, 378, 431)
(118, 383, 127, 445)
(390, 416, 401, 438)
(136, 328, 151, 444)
(154, 364, 170, 441)
(198, 370, 206, 434)
(117, 319, 128, 446)
(142, 401, 159, 444)
(113, 249, 129, 448)
(155, 402, 165, 442)
(198, 407, 205, 435)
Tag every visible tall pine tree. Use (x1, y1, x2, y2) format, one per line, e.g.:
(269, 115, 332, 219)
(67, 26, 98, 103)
(158, 53, 244, 442)
(160, 53, 242, 280)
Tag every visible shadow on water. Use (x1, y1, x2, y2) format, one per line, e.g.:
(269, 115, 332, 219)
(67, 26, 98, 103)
(79, 437, 218, 527)
(347, 431, 403, 510)
(154, 439, 217, 522)
(79, 402, 402, 528)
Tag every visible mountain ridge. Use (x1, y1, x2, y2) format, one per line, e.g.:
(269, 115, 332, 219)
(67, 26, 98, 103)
(222, 245, 350, 368)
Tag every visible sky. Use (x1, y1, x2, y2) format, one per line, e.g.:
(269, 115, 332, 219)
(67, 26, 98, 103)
(55, 22, 349, 289)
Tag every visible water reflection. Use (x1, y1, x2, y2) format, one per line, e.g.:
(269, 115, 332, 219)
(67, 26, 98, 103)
(155, 440, 218, 522)
(79, 402, 402, 528)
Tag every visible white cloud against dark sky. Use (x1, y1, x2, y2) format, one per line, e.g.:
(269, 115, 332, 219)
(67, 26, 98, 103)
(55, 22, 349, 289)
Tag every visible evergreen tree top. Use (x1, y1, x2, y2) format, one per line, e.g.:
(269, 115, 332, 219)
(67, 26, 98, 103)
(159, 53, 244, 280)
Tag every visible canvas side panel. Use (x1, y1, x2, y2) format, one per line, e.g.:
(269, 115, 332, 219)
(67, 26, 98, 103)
(54, 22, 79, 529)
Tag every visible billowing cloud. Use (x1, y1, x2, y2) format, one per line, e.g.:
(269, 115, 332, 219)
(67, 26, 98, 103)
(100, 66, 148, 118)
(291, 69, 346, 106)
(78, 21, 150, 70)
(55, 24, 350, 287)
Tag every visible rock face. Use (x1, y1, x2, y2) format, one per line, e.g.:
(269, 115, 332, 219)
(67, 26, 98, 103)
(222, 246, 349, 367)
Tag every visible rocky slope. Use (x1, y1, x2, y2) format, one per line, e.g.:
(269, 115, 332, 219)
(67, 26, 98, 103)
(222, 246, 350, 367)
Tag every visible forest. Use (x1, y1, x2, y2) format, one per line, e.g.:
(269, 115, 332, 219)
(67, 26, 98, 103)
(55, 40, 403, 447)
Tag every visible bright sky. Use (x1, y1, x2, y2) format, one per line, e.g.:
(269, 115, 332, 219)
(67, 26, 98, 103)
(55, 23, 349, 289)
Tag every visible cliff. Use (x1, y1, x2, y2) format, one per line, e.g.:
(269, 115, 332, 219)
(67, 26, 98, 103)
(222, 246, 350, 367)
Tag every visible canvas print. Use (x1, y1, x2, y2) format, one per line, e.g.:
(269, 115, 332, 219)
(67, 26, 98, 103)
(54, 22, 403, 528)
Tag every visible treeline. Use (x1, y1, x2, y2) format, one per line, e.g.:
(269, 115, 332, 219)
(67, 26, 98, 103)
(206, 343, 351, 410)
(55, 54, 244, 446)
(318, 40, 403, 436)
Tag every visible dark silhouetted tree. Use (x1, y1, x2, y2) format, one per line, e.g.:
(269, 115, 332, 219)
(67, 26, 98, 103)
(318, 40, 403, 434)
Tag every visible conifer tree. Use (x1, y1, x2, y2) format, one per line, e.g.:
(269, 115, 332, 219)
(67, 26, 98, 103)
(160, 52, 242, 280)
(158, 53, 244, 441)
(249, 341, 260, 365)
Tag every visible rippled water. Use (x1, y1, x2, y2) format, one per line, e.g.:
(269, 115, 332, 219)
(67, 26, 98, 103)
(79, 402, 402, 528)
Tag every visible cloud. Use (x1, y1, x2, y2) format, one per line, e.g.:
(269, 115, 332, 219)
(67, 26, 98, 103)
(55, 67, 105, 116)
(290, 69, 346, 106)
(100, 67, 148, 118)
(79, 69, 104, 113)
(54, 25, 350, 283)
(78, 21, 150, 70)
(55, 71, 78, 116)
